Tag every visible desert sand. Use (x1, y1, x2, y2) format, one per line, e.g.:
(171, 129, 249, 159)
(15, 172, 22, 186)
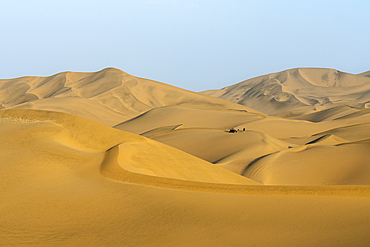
(1, 68, 370, 246)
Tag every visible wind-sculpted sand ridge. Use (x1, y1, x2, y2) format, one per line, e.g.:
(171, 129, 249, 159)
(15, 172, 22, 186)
(243, 139, 370, 185)
(100, 142, 370, 198)
(100, 144, 260, 187)
(310, 123, 370, 142)
(114, 105, 264, 134)
(202, 68, 370, 115)
(0, 68, 261, 126)
(284, 105, 360, 122)
(101, 142, 259, 185)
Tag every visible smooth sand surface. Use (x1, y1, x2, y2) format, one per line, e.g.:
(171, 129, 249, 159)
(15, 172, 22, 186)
(2, 68, 370, 246)
(114, 105, 264, 134)
(151, 129, 291, 174)
(244, 140, 370, 185)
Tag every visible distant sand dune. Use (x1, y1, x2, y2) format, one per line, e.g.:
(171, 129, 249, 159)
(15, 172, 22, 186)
(202, 68, 370, 115)
(0, 68, 261, 126)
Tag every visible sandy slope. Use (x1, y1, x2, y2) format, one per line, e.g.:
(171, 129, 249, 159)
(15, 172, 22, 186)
(150, 129, 291, 173)
(0, 68, 260, 126)
(114, 105, 264, 134)
(202, 68, 370, 115)
(243, 139, 370, 185)
(2, 109, 370, 247)
(358, 70, 370, 77)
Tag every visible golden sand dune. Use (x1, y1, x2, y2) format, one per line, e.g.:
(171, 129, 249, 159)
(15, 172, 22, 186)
(304, 134, 348, 146)
(244, 139, 370, 185)
(102, 140, 259, 185)
(150, 129, 291, 173)
(358, 70, 370, 77)
(334, 107, 370, 123)
(3, 67, 370, 246)
(312, 123, 370, 142)
(0, 109, 256, 185)
(202, 68, 370, 115)
(2, 109, 370, 246)
(114, 105, 264, 134)
(113, 98, 370, 188)
(0, 68, 260, 126)
(281, 106, 370, 126)
(283, 105, 360, 122)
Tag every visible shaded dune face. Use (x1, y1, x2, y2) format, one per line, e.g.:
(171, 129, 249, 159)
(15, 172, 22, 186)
(202, 68, 370, 115)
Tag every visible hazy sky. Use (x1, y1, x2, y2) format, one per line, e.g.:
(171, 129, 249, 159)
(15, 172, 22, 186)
(1, 0, 369, 91)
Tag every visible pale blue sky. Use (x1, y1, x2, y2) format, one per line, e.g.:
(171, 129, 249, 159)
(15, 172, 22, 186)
(1, 0, 369, 91)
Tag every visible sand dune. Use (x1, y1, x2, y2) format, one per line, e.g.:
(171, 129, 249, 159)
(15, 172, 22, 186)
(113, 98, 370, 188)
(283, 105, 360, 122)
(202, 68, 370, 115)
(2, 109, 370, 246)
(0, 109, 256, 185)
(114, 105, 264, 134)
(244, 139, 370, 185)
(311, 123, 370, 142)
(358, 70, 370, 77)
(151, 128, 292, 174)
(0, 68, 260, 126)
(2, 67, 370, 246)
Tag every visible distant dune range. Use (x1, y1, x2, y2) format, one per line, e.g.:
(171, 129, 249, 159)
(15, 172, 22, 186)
(0, 68, 260, 126)
(202, 68, 370, 115)
(2, 68, 370, 246)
